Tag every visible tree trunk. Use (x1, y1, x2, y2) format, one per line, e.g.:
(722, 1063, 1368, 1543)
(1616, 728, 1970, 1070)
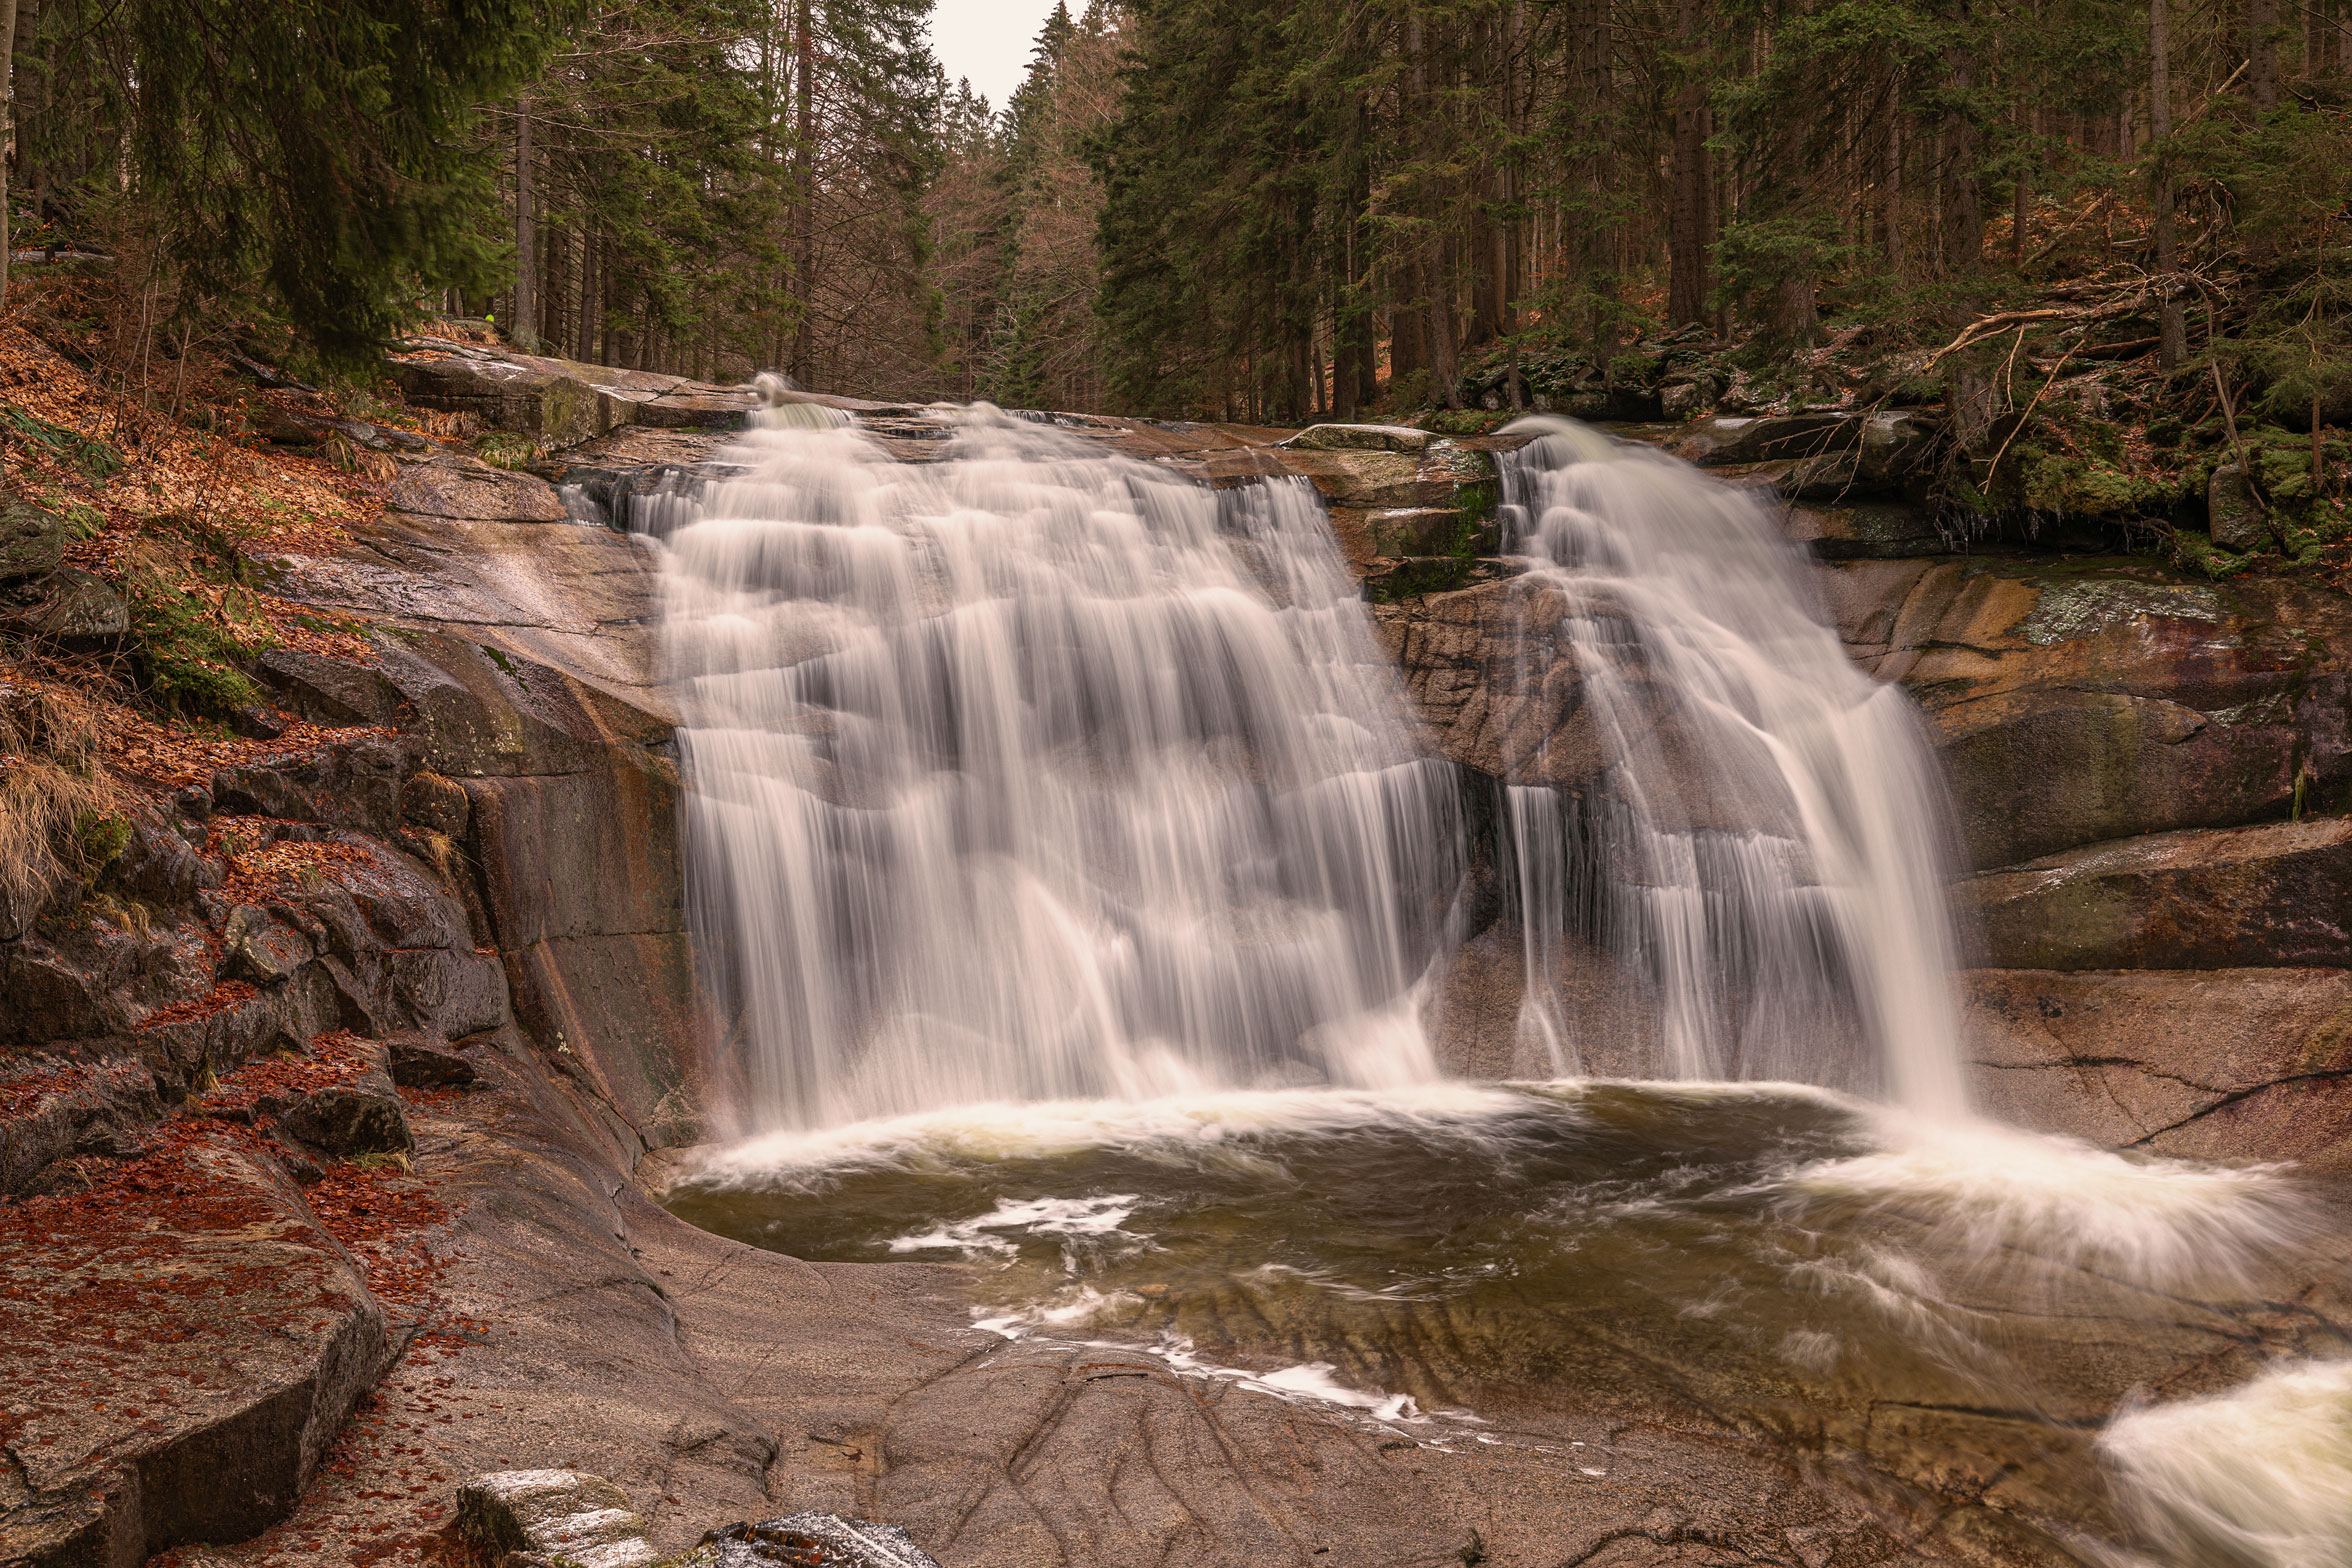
(1427, 245, 1461, 408)
(1391, 259, 1425, 386)
(578, 233, 599, 362)
(1882, 67, 1904, 276)
(2151, 0, 2186, 369)
(514, 99, 534, 349)
(1940, 48, 1982, 276)
(1668, 0, 1711, 324)
(791, 0, 816, 386)
(2011, 96, 2030, 265)
(1950, 353, 2001, 452)
(0, 0, 22, 314)
(2250, 0, 2280, 110)
(1774, 274, 1819, 344)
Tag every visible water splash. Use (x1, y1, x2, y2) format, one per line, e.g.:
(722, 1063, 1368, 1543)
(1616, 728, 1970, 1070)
(1493, 418, 1967, 1114)
(2100, 1357, 2352, 1568)
(658, 403, 1461, 1130)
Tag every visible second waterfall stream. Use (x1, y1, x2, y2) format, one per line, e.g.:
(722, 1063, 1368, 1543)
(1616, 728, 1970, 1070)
(651, 398, 2343, 1568)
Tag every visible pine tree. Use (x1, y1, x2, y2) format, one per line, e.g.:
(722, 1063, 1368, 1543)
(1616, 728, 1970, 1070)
(121, 0, 583, 367)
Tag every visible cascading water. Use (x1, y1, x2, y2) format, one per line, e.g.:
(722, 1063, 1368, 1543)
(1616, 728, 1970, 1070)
(657, 402, 1460, 1131)
(1492, 418, 1967, 1114)
(655, 402, 2340, 1568)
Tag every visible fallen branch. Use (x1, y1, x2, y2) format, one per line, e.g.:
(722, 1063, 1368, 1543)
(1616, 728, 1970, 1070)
(1922, 310, 2074, 370)
(1986, 337, 2085, 483)
(2211, 360, 2269, 518)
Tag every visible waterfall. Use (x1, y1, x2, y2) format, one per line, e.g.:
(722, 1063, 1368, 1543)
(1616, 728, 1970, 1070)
(658, 403, 1461, 1131)
(1493, 418, 1967, 1115)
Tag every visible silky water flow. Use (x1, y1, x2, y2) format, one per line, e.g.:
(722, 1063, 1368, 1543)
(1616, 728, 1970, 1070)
(1493, 419, 1966, 1112)
(655, 401, 2346, 1567)
(656, 401, 1461, 1130)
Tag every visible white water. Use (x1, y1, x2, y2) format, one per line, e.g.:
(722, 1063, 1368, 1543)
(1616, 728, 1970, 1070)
(1495, 419, 1967, 1113)
(2101, 1357, 2352, 1568)
(658, 402, 1460, 1129)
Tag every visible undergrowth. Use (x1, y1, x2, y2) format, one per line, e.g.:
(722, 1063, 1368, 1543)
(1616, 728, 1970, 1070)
(0, 674, 125, 923)
(119, 513, 279, 714)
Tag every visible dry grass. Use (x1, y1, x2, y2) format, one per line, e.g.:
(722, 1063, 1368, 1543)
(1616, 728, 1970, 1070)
(0, 671, 123, 926)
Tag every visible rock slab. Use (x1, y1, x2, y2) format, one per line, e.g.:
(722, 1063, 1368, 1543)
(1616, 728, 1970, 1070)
(687, 1514, 946, 1568)
(1959, 817, 2352, 971)
(458, 1469, 661, 1568)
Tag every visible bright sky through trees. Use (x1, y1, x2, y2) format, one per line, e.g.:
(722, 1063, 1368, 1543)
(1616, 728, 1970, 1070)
(930, 0, 1064, 110)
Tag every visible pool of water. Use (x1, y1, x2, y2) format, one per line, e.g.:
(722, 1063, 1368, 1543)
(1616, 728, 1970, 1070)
(663, 1081, 2344, 1564)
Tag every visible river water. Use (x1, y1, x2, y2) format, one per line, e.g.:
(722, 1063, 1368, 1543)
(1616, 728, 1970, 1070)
(654, 400, 2352, 1566)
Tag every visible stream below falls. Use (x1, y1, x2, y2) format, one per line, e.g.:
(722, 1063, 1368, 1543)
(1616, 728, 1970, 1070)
(650, 399, 2352, 1567)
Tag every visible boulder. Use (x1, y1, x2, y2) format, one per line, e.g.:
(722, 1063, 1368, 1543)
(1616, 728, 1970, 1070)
(0, 497, 68, 581)
(1657, 381, 1708, 421)
(386, 1035, 479, 1088)
(256, 647, 405, 726)
(1283, 422, 1432, 453)
(385, 458, 569, 524)
(1279, 448, 1456, 509)
(397, 356, 610, 449)
(630, 388, 760, 431)
(220, 904, 315, 986)
(1671, 413, 1860, 468)
(0, 1135, 390, 1563)
(680, 1514, 945, 1568)
(1328, 505, 1470, 564)
(0, 1058, 162, 1196)
(1957, 817, 2352, 971)
(457, 1470, 660, 1568)
(2207, 463, 2271, 552)
(0, 944, 132, 1045)
(109, 811, 220, 906)
(1781, 412, 1940, 499)
(278, 1066, 413, 1156)
(0, 566, 129, 645)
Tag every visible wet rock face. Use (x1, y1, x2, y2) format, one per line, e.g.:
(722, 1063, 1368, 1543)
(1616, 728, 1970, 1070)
(1964, 968, 2352, 1167)
(211, 732, 411, 835)
(1825, 560, 2352, 871)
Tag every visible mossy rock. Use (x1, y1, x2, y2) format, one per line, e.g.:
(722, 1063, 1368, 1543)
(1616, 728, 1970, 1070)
(2016, 452, 2167, 518)
(0, 498, 67, 583)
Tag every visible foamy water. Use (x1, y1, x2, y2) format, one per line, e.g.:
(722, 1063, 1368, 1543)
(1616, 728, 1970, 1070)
(2102, 1358, 2352, 1568)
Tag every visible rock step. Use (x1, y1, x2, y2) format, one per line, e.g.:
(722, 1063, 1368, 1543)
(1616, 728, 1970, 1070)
(1959, 816, 2352, 971)
(0, 1130, 391, 1565)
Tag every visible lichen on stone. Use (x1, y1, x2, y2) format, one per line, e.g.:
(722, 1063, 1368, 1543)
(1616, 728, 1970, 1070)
(2018, 578, 2225, 646)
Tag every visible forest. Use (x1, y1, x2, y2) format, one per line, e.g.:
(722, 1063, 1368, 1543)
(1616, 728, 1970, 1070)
(6, 0, 2349, 551)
